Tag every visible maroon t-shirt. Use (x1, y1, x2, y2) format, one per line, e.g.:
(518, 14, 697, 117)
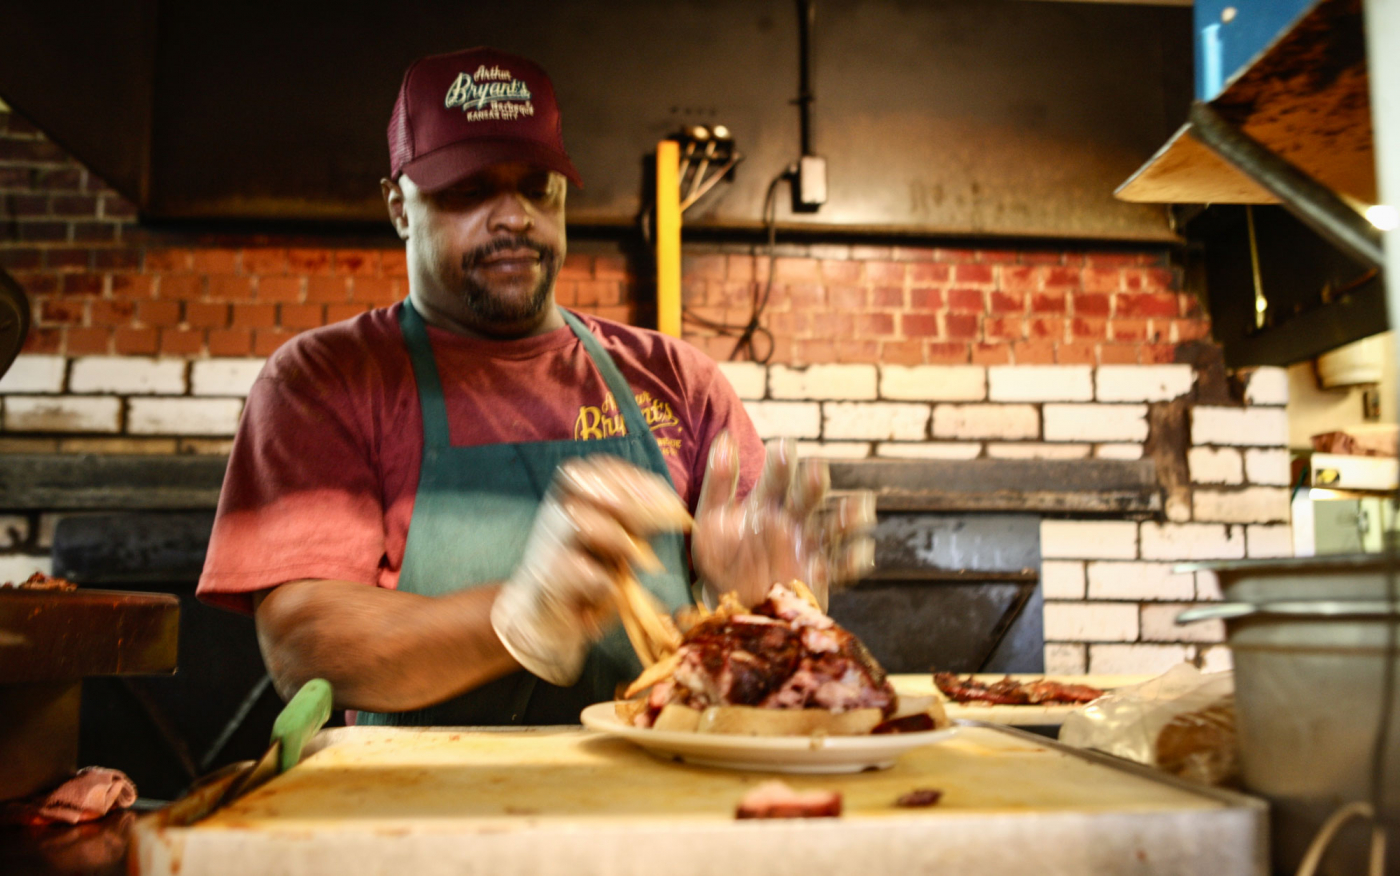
(197, 303, 765, 613)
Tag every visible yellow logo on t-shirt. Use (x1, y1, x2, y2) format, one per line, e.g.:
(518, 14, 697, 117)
(574, 391, 681, 455)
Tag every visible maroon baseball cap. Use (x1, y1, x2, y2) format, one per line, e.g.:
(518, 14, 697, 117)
(388, 47, 582, 191)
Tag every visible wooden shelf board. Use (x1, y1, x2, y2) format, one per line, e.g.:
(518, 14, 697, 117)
(1116, 0, 1373, 205)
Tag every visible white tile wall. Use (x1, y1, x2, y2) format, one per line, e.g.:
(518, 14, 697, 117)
(770, 364, 878, 400)
(824, 402, 929, 440)
(1041, 520, 1139, 560)
(987, 366, 1094, 402)
(879, 365, 986, 401)
(716, 362, 767, 400)
(4, 396, 121, 433)
(932, 404, 1038, 440)
(69, 356, 186, 395)
(1085, 561, 1195, 601)
(1094, 364, 1194, 402)
(742, 401, 822, 439)
(1043, 404, 1148, 442)
(1188, 447, 1243, 485)
(127, 398, 243, 435)
(0, 355, 65, 393)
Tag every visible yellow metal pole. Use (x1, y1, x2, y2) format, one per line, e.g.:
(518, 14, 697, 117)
(655, 140, 682, 338)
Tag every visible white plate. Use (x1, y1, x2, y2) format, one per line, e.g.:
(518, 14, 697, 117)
(579, 702, 960, 774)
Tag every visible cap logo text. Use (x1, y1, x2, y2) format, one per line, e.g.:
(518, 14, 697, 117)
(444, 68, 535, 121)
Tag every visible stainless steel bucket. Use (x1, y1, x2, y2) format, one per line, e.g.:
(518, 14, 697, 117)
(1179, 555, 1399, 876)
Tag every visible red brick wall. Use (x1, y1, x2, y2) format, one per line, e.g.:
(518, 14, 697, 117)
(1, 102, 1207, 365)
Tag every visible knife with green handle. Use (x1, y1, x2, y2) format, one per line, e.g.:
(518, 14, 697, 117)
(153, 678, 334, 827)
(221, 678, 334, 804)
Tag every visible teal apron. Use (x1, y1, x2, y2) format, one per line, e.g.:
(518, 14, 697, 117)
(358, 301, 691, 727)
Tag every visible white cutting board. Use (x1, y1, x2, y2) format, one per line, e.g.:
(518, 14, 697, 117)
(133, 724, 1261, 876)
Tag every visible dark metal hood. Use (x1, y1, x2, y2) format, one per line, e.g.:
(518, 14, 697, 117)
(0, 0, 1192, 239)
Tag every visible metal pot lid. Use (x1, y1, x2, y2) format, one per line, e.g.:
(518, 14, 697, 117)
(1178, 600, 1400, 624)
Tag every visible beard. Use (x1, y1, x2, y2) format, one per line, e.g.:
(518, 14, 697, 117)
(457, 235, 560, 327)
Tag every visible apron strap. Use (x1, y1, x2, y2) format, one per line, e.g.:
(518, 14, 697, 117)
(558, 309, 677, 489)
(398, 300, 452, 450)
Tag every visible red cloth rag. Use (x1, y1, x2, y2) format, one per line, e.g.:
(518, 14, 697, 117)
(1, 768, 137, 827)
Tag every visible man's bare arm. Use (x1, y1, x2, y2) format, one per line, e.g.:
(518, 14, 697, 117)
(252, 580, 520, 712)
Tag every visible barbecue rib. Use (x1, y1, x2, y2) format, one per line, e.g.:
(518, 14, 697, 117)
(933, 672, 1103, 706)
(629, 582, 897, 728)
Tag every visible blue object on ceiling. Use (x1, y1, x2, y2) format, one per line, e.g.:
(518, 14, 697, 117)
(1195, 0, 1317, 100)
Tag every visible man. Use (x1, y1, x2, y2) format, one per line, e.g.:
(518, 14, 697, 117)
(197, 47, 873, 726)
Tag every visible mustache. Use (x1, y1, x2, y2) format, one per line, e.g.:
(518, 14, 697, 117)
(461, 235, 557, 270)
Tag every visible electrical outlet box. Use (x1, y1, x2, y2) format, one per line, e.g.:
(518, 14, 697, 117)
(794, 155, 827, 211)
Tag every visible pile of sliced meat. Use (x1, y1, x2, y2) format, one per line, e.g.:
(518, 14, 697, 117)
(636, 583, 896, 728)
(934, 672, 1103, 706)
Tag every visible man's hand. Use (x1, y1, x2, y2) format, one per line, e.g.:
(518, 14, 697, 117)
(491, 455, 692, 686)
(691, 433, 876, 608)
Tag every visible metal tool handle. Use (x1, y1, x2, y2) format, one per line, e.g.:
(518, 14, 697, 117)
(273, 678, 334, 773)
(1178, 601, 1400, 625)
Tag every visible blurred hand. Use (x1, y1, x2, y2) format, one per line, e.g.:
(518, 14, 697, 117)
(491, 455, 691, 685)
(691, 433, 876, 609)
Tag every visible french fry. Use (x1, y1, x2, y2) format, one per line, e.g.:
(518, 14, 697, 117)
(789, 579, 821, 610)
(614, 588, 655, 668)
(623, 648, 683, 698)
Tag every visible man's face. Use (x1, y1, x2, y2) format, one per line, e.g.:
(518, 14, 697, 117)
(384, 163, 567, 338)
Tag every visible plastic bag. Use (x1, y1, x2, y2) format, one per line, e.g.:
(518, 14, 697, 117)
(1059, 663, 1238, 786)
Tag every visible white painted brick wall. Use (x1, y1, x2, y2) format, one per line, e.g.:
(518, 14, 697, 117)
(1193, 487, 1290, 523)
(1085, 561, 1195, 600)
(1191, 406, 1289, 447)
(1043, 404, 1148, 442)
(0, 355, 65, 393)
(127, 398, 243, 435)
(742, 401, 822, 439)
(987, 366, 1093, 402)
(1188, 447, 1243, 484)
(932, 404, 1038, 440)
(1243, 448, 1290, 485)
(824, 402, 930, 440)
(0, 553, 53, 583)
(795, 441, 871, 459)
(1044, 643, 1087, 675)
(1095, 444, 1143, 460)
(1040, 561, 1086, 599)
(191, 359, 266, 397)
(1244, 367, 1289, 405)
(1041, 520, 1138, 559)
(1196, 571, 1222, 601)
(987, 443, 1090, 459)
(875, 442, 981, 459)
(1246, 524, 1293, 558)
(69, 356, 186, 395)
(0, 515, 30, 549)
(1088, 643, 1192, 675)
(1095, 365, 1194, 402)
(716, 362, 767, 400)
(1198, 646, 1234, 673)
(770, 364, 877, 400)
(879, 365, 985, 401)
(1043, 602, 1138, 642)
(4, 396, 121, 433)
(1141, 604, 1224, 643)
(1140, 522, 1247, 561)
